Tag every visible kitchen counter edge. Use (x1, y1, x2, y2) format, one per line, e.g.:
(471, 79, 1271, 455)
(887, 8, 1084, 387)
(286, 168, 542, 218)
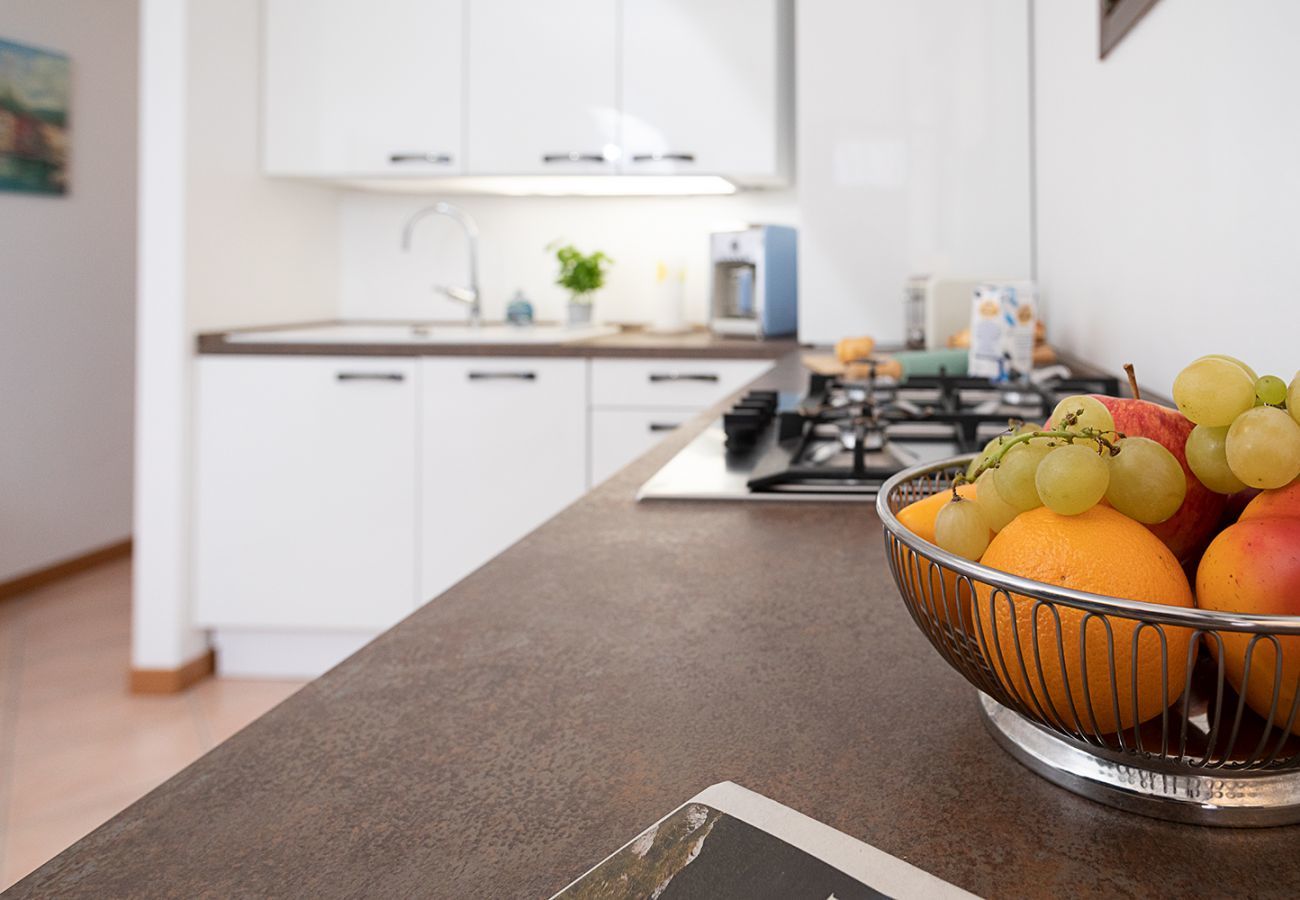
(196, 326, 798, 360)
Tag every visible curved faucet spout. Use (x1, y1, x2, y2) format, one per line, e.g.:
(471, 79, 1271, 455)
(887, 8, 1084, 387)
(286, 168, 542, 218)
(401, 202, 482, 327)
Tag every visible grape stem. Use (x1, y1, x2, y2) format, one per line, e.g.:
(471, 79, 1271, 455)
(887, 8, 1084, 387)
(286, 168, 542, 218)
(951, 425, 1125, 498)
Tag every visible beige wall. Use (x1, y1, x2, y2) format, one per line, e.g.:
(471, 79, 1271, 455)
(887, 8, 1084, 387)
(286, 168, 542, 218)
(0, 0, 139, 580)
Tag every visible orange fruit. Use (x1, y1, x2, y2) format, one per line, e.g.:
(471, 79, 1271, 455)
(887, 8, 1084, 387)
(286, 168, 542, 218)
(1196, 515, 1300, 734)
(975, 505, 1195, 734)
(1239, 477, 1300, 522)
(895, 483, 982, 630)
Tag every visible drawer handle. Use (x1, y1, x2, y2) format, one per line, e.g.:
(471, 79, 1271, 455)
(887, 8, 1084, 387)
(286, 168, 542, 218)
(648, 422, 681, 433)
(336, 372, 405, 382)
(630, 153, 696, 163)
(648, 373, 719, 383)
(390, 152, 453, 164)
(542, 152, 609, 164)
(468, 371, 537, 381)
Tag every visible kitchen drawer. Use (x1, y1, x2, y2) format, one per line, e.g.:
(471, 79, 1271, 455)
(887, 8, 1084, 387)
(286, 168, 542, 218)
(590, 407, 697, 486)
(590, 358, 773, 409)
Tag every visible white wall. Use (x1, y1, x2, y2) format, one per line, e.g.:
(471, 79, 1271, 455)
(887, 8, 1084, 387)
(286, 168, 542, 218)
(796, 0, 1033, 345)
(338, 190, 798, 325)
(0, 0, 138, 581)
(339, 2, 1034, 340)
(1034, 0, 1299, 390)
(133, 0, 341, 670)
(184, 0, 338, 332)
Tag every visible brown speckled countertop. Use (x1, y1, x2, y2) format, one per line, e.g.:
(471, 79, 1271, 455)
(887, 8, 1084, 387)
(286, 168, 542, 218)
(12, 353, 1298, 898)
(196, 321, 798, 359)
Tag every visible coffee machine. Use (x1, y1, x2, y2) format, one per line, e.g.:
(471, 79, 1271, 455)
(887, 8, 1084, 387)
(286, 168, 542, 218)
(709, 225, 797, 339)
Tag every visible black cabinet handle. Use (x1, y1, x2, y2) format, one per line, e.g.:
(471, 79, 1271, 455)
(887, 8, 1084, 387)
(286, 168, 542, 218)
(648, 422, 681, 432)
(468, 371, 537, 381)
(630, 152, 696, 163)
(542, 152, 608, 164)
(336, 372, 405, 382)
(390, 152, 453, 164)
(648, 373, 719, 383)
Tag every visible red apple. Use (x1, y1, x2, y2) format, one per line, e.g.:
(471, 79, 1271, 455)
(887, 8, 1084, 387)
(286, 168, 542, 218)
(1094, 396, 1227, 564)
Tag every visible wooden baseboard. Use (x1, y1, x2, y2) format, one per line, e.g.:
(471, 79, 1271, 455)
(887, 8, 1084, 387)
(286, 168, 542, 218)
(130, 648, 217, 694)
(0, 538, 133, 601)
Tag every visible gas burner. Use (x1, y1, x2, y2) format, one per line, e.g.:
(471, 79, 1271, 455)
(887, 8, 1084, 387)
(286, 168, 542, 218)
(736, 368, 1121, 495)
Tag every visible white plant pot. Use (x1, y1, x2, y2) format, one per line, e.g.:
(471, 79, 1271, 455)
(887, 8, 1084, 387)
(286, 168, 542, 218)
(567, 300, 594, 325)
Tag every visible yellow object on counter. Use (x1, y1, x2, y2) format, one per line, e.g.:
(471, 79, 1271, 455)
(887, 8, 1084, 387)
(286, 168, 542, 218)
(835, 335, 876, 364)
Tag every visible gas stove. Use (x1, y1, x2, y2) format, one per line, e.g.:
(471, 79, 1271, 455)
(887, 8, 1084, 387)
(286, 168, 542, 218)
(637, 367, 1121, 501)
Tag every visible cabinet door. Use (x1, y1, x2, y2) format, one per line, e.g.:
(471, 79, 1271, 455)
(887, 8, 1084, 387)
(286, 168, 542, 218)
(263, 0, 463, 176)
(420, 358, 588, 600)
(590, 358, 774, 408)
(465, 0, 618, 175)
(194, 357, 418, 630)
(590, 408, 696, 486)
(620, 0, 785, 178)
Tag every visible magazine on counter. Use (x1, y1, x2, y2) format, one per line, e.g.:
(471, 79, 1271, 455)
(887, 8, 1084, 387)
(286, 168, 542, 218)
(550, 781, 974, 900)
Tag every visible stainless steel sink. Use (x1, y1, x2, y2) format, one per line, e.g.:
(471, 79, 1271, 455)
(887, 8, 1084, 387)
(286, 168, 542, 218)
(224, 322, 620, 345)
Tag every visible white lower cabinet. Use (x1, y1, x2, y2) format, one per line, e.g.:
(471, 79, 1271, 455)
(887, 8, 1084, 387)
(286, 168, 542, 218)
(193, 351, 772, 677)
(589, 358, 775, 408)
(590, 408, 697, 486)
(588, 357, 773, 485)
(419, 357, 588, 600)
(194, 357, 419, 637)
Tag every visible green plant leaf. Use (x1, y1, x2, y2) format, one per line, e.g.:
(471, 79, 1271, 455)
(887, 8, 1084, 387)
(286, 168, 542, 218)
(551, 243, 613, 297)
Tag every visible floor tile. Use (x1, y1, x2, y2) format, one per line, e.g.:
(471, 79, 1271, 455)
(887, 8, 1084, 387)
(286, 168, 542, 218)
(191, 678, 304, 745)
(0, 557, 305, 888)
(2, 773, 161, 890)
(11, 688, 193, 763)
(7, 712, 204, 823)
(16, 639, 132, 704)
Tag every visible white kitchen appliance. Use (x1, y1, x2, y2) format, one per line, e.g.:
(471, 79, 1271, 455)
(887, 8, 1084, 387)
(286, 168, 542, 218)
(904, 276, 983, 350)
(709, 225, 797, 339)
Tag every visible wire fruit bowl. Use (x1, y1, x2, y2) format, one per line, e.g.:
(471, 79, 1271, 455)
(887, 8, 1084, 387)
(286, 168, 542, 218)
(878, 456, 1300, 827)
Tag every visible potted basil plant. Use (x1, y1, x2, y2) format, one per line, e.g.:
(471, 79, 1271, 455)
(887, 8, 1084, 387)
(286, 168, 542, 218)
(550, 243, 612, 325)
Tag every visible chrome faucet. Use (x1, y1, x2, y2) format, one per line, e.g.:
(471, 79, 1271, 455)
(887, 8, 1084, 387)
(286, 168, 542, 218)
(401, 202, 481, 327)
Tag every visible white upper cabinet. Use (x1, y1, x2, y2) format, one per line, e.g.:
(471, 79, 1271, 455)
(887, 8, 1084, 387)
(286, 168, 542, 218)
(262, 0, 792, 185)
(465, 0, 619, 175)
(620, 0, 790, 181)
(263, 0, 464, 176)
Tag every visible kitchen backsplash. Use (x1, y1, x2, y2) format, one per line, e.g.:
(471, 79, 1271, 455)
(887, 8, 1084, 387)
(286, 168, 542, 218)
(337, 189, 799, 326)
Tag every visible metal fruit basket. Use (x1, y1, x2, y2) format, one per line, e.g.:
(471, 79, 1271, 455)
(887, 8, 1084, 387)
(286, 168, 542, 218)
(878, 456, 1300, 827)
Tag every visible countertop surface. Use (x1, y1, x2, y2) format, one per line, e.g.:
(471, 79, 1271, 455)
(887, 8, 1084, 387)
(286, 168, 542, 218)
(197, 321, 798, 359)
(14, 353, 1299, 898)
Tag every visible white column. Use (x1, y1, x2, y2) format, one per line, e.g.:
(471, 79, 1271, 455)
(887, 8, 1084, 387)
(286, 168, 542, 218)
(133, 0, 208, 670)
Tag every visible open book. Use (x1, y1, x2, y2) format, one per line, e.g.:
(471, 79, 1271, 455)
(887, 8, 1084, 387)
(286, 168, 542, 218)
(550, 782, 974, 899)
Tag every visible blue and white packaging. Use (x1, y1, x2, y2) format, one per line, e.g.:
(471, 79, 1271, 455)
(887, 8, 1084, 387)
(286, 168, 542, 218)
(967, 281, 1037, 380)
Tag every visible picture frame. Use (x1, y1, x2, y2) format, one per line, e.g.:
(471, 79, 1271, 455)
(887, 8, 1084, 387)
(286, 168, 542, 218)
(0, 37, 70, 195)
(1099, 0, 1161, 59)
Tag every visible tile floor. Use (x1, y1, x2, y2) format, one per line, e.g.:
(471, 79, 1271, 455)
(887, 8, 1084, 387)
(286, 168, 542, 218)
(0, 558, 305, 889)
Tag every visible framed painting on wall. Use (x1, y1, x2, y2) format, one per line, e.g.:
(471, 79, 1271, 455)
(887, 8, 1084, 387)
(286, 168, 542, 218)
(0, 37, 70, 195)
(1100, 0, 1161, 59)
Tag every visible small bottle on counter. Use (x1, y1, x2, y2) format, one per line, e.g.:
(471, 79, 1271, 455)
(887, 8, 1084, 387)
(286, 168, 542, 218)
(648, 260, 688, 334)
(506, 290, 535, 326)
